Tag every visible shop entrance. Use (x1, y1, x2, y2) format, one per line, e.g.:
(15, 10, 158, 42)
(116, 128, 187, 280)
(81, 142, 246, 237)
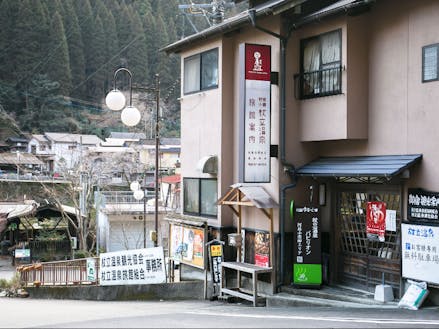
(337, 185, 402, 295)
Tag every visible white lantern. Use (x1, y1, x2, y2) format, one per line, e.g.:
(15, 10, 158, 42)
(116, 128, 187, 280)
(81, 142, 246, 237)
(133, 189, 144, 200)
(105, 89, 126, 111)
(130, 181, 140, 192)
(121, 106, 141, 126)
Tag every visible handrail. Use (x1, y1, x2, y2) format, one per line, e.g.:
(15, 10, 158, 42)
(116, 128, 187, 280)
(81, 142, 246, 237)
(18, 257, 99, 287)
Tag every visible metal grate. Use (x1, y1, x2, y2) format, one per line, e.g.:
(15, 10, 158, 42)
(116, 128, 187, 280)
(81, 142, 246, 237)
(338, 188, 401, 293)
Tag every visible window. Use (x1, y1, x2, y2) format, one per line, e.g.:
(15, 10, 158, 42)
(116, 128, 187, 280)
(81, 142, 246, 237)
(422, 44, 439, 82)
(184, 48, 218, 94)
(299, 29, 342, 99)
(183, 178, 217, 217)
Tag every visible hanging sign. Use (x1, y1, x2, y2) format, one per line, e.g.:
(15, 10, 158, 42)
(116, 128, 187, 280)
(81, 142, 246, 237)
(292, 204, 322, 286)
(401, 223, 439, 285)
(407, 188, 439, 222)
(241, 43, 271, 183)
(366, 201, 386, 242)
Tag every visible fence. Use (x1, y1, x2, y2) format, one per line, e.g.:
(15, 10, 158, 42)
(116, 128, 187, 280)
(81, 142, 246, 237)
(18, 257, 99, 287)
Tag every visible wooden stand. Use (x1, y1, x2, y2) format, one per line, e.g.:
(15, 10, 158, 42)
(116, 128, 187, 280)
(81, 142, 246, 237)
(220, 261, 272, 306)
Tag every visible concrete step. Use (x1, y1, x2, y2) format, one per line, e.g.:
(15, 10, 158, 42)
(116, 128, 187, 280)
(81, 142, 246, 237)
(266, 285, 399, 308)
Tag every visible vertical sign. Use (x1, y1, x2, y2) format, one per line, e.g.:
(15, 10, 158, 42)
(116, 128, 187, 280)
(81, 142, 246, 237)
(366, 201, 386, 242)
(401, 223, 439, 285)
(293, 205, 322, 286)
(254, 232, 270, 267)
(209, 243, 223, 285)
(86, 258, 97, 282)
(242, 43, 271, 183)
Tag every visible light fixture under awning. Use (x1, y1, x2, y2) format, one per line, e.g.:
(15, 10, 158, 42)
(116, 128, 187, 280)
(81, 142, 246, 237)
(196, 155, 217, 174)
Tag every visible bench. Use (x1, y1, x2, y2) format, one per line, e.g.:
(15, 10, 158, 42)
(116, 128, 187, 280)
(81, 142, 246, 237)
(220, 261, 272, 306)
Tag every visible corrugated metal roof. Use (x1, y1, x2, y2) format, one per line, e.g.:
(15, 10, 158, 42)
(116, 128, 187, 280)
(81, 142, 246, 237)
(296, 154, 422, 178)
(232, 184, 279, 208)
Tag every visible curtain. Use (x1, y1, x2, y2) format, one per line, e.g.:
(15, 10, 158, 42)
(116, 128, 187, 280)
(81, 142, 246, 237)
(321, 31, 340, 92)
(303, 39, 320, 94)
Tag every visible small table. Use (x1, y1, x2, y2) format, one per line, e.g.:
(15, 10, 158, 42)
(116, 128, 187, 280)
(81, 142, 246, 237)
(220, 261, 272, 306)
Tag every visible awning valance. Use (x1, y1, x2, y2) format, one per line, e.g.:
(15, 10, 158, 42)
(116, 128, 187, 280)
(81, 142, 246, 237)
(296, 154, 422, 180)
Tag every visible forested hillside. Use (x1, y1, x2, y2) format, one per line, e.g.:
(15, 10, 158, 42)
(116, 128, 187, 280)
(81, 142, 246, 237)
(0, 0, 246, 138)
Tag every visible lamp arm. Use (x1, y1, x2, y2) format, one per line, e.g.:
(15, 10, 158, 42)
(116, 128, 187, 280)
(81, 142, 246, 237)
(113, 68, 133, 106)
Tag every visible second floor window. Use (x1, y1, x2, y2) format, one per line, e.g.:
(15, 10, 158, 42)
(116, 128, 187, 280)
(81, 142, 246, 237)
(183, 178, 217, 217)
(300, 29, 342, 99)
(184, 48, 218, 94)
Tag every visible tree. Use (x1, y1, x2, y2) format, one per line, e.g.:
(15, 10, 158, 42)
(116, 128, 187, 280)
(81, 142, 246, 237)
(46, 11, 72, 97)
(61, 0, 86, 99)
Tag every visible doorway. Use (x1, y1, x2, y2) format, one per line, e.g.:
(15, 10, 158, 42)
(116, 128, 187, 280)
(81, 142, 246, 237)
(336, 185, 402, 295)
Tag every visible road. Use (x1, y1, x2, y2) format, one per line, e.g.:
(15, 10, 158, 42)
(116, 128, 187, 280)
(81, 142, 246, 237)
(0, 298, 438, 328)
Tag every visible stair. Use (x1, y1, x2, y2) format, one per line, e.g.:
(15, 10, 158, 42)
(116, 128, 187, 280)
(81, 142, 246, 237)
(266, 285, 399, 308)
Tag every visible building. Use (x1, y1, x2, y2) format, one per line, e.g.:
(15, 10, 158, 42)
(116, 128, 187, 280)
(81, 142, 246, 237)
(27, 133, 103, 174)
(163, 0, 439, 304)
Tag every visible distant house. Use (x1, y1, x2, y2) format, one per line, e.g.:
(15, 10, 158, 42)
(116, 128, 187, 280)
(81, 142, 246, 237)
(27, 133, 103, 173)
(5, 136, 28, 152)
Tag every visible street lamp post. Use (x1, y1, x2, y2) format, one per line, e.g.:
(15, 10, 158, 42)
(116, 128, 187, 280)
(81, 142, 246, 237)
(106, 68, 160, 248)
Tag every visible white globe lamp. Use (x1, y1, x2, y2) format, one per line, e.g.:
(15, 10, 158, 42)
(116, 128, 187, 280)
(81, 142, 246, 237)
(130, 181, 140, 192)
(133, 189, 144, 201)
(105, 89, 126, 111)
(121, 106, 141, 126)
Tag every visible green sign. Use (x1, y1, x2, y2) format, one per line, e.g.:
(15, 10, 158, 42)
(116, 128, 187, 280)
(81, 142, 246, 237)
(292, 201, 322, 286)
(293, 264, 322, 285)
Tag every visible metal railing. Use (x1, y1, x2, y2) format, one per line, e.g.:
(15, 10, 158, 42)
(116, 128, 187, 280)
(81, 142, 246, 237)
(297, 66, 342, 99)
(18, 258, 99, 287)
(100, 191, 155, 204)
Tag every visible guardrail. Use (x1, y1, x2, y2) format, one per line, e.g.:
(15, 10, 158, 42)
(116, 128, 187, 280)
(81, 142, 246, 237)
(18, 258, 99, 287)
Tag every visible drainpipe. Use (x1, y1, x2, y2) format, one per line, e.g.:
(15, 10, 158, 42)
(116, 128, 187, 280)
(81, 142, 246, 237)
(249, 0, 374, 290)
(249, 9, 297, 291)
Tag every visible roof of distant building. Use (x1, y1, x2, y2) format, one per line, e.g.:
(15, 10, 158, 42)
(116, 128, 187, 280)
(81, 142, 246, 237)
(44, 133, 103, 145)
(109, 132, 146, 140)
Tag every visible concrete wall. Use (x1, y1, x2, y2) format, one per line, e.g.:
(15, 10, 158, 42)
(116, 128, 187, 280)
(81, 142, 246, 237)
(26, 281, 205, 301)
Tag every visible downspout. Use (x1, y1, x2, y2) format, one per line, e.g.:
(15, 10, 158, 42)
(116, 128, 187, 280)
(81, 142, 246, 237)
(249, 0, 374, 290)
(249, 9, 297, 291)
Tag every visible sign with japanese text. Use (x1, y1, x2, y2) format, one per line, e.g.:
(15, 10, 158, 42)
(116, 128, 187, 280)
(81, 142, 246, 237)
(408, 188, 439, 222)
(86, 258, 97, 282)
(366, 201, 386, 242)
(242, 43, 271, 183)
(99, 247, 166, 286)
(401, 223, 439, 285)
(293, 205, 321, 286)
(169, 223, 205, 269)
(208, 243, 223, 284)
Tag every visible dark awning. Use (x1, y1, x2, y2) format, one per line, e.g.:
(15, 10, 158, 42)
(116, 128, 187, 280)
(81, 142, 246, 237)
(296, 154, 422, 179)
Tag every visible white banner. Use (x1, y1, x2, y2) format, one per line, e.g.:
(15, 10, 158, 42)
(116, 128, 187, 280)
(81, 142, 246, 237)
(401, 223, 439, 285)
(99, 247, 166, 286)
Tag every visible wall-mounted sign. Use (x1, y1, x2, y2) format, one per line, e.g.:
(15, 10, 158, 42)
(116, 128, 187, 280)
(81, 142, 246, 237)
(401, 223, 439, 285)
(169, 223, 205, 269)
(408, 188, 439, 222)
(99, 247, 166, 286)
(240, 43, 271, 183)
(292, 205, 321, 286)
(366, 201, 386, 242)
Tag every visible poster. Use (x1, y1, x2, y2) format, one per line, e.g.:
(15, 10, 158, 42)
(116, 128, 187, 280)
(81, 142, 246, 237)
(401, 223, 439, 285)
(293, 205, 322, 286)
(99, 247, 166, 286)
(169, 223, 205, 269)
(366, 201, 386, 242)
(86, 258, 97, 282)
(254, 232, 270, 267)
(241, 43, 271, 183)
